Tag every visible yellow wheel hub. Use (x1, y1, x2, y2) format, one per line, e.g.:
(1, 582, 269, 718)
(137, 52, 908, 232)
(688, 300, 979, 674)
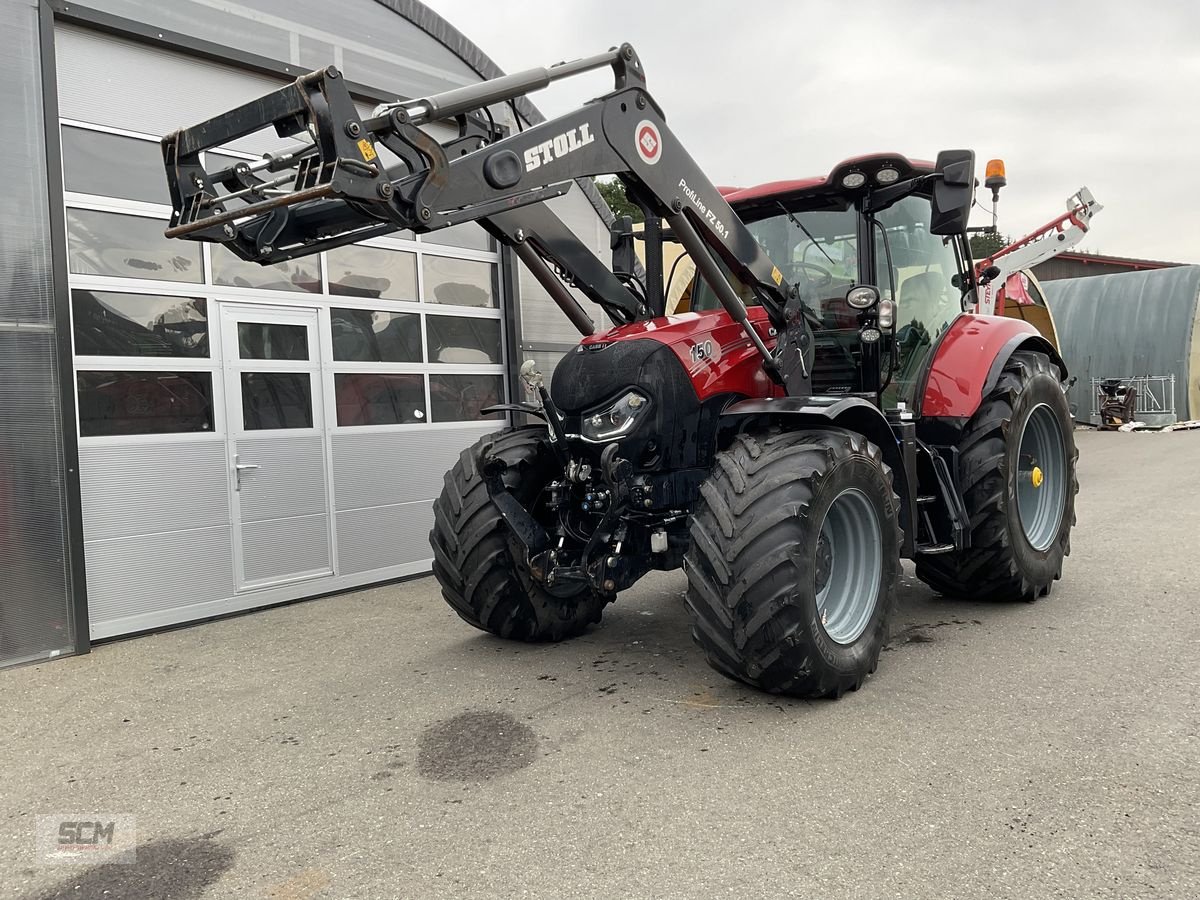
(1031, 466, 1044, 488)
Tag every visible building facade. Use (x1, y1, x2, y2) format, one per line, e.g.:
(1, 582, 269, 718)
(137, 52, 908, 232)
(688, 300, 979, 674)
(0, 0, 613, 667)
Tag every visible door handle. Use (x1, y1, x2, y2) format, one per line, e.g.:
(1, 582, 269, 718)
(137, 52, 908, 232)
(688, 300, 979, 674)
(234, 455, 259, 491)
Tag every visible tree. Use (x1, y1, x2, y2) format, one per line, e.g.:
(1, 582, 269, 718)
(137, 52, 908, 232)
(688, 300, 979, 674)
(594, 177, 643, 223)
(969, 230, 1009, 259)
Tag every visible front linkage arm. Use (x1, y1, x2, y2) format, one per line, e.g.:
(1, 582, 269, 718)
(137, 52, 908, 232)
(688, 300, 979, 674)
(162, 43, 814, 387)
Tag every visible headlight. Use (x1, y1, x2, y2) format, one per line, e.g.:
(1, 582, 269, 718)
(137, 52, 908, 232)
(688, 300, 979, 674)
(875, 166, 900, 184)
(846, 285, 880, 309)
(580, 390, 650, 443)
(841, 171, 866, 189)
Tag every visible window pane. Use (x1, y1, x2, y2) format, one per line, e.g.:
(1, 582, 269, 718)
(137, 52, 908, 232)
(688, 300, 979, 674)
(237, 322, 309, 360)
(62, 126, 169, 205)
(67, 209, 202, 283)
(77, 371, 214, 436)
(430, 374, 504, 422)
(426, 315, 501, 364)
(335, 373, 426, 426)
(212, 245, 321, 293)
(423, 222, 492, 252)
(331, 308, 421, 362)
(423, 256, 495, 308)
(72, 291, 208, 358)
(327, 245, 417, 301)
(241, 372, 313, 429)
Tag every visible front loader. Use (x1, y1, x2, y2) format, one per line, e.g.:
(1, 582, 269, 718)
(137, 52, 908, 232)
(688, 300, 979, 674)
(161, 45, 1078, 698)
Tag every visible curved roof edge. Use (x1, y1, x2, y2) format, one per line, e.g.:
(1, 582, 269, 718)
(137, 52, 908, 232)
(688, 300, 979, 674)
(370, 0, 616, 227)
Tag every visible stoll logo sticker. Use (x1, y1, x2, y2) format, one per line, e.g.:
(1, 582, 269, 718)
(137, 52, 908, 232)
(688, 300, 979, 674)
(635, 120, 662, 166)
(37, 814, 137, 865)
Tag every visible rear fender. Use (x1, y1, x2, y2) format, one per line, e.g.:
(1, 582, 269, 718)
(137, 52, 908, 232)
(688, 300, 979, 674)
(921, 315, 1067, 419)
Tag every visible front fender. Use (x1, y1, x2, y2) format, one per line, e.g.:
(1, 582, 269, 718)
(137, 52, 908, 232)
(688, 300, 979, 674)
(921, 315, 1066, 419)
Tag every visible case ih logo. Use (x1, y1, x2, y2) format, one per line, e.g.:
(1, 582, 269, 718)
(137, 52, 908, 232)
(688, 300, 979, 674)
(636, 120, 661, 165)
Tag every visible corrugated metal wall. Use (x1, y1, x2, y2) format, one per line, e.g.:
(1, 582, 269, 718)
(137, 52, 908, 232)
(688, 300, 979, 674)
(1042, 266, 1200, 422)
(0, 0, 78, 666)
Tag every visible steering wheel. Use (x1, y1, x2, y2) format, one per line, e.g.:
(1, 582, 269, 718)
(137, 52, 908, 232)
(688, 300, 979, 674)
(789, 261, 833, 289)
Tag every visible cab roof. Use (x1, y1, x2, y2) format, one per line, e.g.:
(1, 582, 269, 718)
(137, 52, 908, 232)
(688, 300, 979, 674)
(720, 153, 935, 209)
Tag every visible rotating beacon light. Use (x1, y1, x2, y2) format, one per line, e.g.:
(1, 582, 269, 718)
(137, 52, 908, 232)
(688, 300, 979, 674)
(984, 159, 1006, 232)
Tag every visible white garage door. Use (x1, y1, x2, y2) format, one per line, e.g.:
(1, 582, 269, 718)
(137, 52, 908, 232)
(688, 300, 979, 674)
(56, 24, 509, 638)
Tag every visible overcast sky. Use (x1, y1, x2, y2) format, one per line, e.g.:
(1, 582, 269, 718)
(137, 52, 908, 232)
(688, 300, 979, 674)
(421, 0, 1199, 263)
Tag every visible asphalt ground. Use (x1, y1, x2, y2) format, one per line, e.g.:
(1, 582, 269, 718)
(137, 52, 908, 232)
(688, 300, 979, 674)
(1, 429, 1197, 899)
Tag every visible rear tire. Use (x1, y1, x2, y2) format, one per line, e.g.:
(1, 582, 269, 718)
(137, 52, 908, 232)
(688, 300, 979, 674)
(684, 429, 901, 698)
(430, 427, 611, 641)
(915, 350, 1078, 601)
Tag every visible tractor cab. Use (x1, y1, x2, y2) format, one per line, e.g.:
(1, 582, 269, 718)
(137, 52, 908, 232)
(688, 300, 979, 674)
(686, 155, 976, 409)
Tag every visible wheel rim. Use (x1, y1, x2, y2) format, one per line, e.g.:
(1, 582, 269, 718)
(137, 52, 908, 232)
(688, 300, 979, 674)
(814, 488, 883, 645)
(1016, 403, 1068, 551)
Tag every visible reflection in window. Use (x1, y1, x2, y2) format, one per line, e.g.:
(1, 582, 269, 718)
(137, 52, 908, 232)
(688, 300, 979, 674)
(77, 371, 213, 436)
(430, 374, 504, 422)
(335, 373, 426, 426)
(67, 209, 202, 283)
(241, 372, 313, 429)
(327, 245, 417, 301)
(72, 291, 208, 358)
(62, 126, 168, 205)
(212, 245, 321, 293)
(422, 256, 495, 307)
(330, 308, 421, 362)
(423, 222, 492, 252)
(237, 322, 309, 361)
(426, 315, 501, 364)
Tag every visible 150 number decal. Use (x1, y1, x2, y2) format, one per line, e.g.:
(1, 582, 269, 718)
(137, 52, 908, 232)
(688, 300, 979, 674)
(689, 340, 715, 363)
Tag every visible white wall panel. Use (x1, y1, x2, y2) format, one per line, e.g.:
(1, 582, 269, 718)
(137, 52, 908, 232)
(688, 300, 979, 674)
(79, 439, 229, 541)
(336, 501, 434, 575)
(331, 426, 489, 510)
(85, 525, 235, 624)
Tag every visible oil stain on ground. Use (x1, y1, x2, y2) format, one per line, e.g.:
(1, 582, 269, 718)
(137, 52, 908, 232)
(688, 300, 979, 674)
(416, 711, 537, 782)
(16, 834, 234, 900)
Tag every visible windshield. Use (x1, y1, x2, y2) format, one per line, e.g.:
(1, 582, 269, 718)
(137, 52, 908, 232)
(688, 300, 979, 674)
(686, 193, 965, 406)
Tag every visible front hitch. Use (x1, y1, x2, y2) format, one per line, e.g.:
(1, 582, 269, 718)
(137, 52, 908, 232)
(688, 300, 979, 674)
(482, 456, 550, 556)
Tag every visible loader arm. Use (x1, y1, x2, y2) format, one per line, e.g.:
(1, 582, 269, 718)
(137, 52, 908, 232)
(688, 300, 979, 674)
(161, 44, 815, 385)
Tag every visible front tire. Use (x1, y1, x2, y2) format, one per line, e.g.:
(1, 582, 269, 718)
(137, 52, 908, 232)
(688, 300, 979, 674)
(915, 349, 1078, 601)
(684, 430, 901, 698)
(430, 427, 611, 641)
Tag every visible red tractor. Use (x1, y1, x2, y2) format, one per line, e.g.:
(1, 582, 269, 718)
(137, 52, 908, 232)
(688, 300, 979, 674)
(162, 44, 1078, 697)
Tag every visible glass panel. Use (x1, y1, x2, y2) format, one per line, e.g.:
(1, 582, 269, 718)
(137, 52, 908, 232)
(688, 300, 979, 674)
(335, 373, 426, 426)
(67, 208, 202, 283)
(423, 222, 492, 252)
(426, 315, 502, 364)
(61, 126, 169, 205)
(430, 374, 504, 422)
(241, 372, 313, 429)
(330, 308, 421, 362)
(327, 245, 418, 301)
(211, 245, 321, 293)
(422, 256, 496, 308)
(77, 371, 214, 436)
(874, 195, 963, 407)
(72, 291, 208, 358)
(237, 322, 309, 360)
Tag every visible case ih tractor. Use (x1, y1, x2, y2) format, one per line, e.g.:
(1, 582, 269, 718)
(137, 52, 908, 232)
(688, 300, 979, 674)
(161, 45, 1077, 698)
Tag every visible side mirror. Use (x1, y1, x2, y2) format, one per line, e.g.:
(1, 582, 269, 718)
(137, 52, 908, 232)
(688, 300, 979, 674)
(930, 149, 975, 235)
(979, 264, 1002, 283)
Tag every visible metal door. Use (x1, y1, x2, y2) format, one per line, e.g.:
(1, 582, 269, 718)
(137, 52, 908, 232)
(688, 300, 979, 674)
(220, 304, 333, 590)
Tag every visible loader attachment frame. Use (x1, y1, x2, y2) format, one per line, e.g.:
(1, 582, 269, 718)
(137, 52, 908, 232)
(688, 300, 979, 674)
(161, 44, 817, 386)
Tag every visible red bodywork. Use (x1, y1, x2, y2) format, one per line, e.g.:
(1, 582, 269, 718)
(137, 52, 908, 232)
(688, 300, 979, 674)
(580, 306, 782, 403)
(920, 315, 1043, 417)
(578, 154, 1050, 420)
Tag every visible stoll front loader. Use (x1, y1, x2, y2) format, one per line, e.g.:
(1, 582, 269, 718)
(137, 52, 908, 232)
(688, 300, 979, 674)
(161, 45, 1077, 698)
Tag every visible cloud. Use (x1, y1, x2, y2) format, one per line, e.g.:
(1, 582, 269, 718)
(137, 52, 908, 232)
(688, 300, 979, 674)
(422, 0, 1200, 262)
